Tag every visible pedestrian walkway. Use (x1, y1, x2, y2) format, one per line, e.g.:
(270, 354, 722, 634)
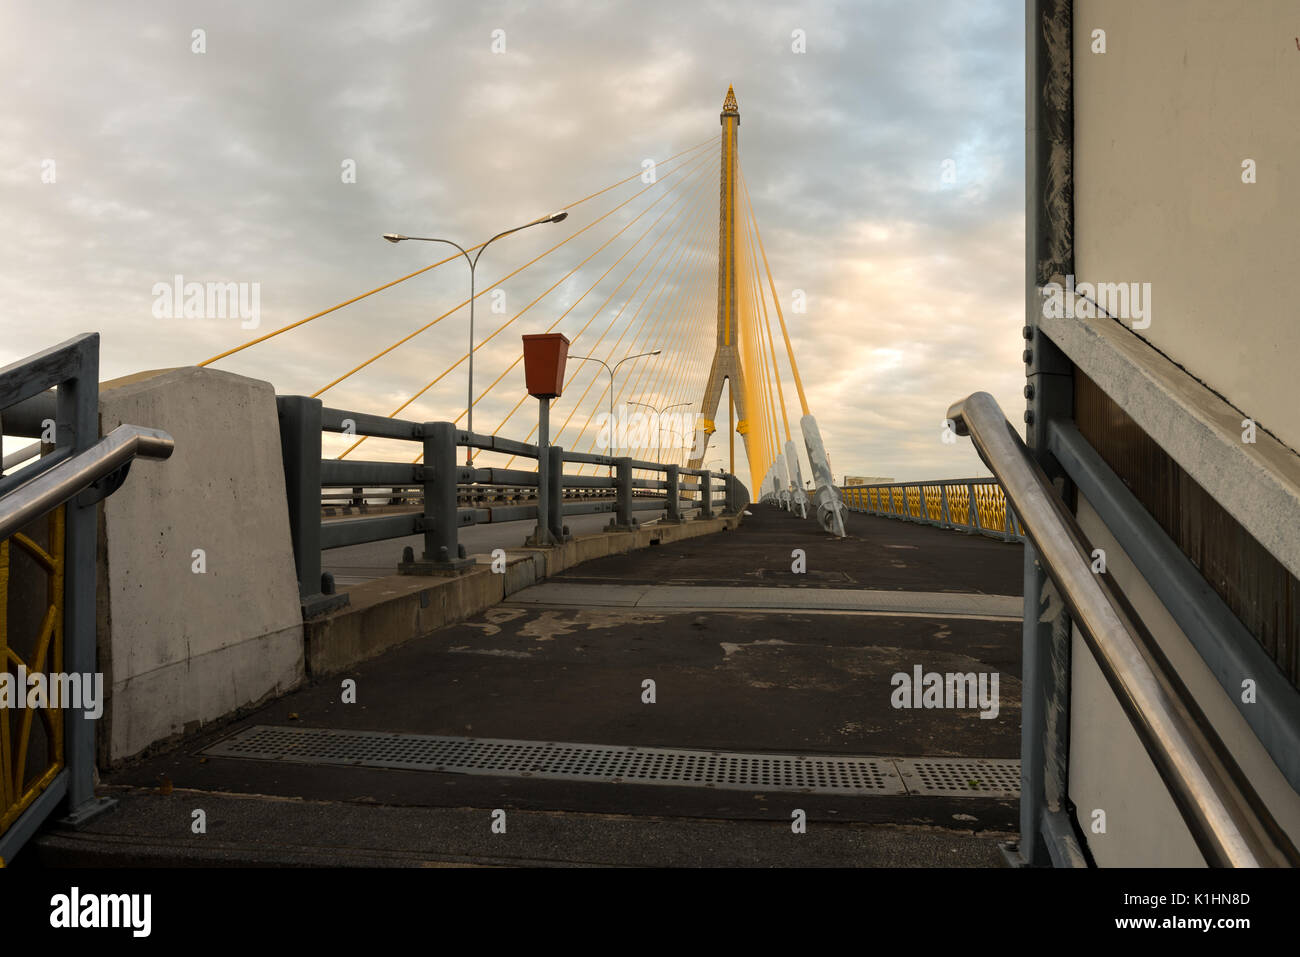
(33, 506, 1025, 867)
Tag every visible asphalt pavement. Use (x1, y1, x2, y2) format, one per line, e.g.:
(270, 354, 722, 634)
(33, 504, 1024, 867)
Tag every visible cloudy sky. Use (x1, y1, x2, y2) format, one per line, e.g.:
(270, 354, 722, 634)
(0, 0, 1024, 485)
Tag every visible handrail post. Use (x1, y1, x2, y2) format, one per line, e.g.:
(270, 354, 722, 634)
(697, 471, 714, 520)
(606, 457, 635, 531)
(968, 482, 982, 533)
(665, 464, 683, 523)
(404, 421, 470, 574)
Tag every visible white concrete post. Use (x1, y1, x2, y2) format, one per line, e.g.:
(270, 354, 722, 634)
(784, 438, 810, 519)
(800, 413, 846, 537)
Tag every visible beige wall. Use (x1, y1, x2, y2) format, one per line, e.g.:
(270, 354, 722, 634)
(1071, 494, 1300, 865)
(1074, 0, 1300, 455)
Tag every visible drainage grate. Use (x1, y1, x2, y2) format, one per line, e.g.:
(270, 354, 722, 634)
(204, 726, 907, 795)
(893, 757, 1022, 798)
(202, 726, 1020, 798)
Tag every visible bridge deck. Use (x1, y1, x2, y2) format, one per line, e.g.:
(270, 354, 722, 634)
(46, 506, 1025, 867)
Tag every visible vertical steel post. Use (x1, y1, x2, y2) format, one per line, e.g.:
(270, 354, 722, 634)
(533, 398, 551, 546)
(1017, 0, 1078, 868)
(60, 335, 100, 819)
(548, 445, 566, 541)
(614, 456, 633, 528)
(276, 396, 324, 607)
(415, 421, 469, 571)
(698, 471, 714, 519)
(666, 464, 682, 522)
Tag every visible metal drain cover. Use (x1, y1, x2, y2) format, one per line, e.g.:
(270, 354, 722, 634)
(204, 726, 906, 795)
(893, 757, 1022, 798)
(203, 726, 1019, 798)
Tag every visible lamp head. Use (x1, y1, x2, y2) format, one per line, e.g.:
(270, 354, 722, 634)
(382, 233, 407, 243)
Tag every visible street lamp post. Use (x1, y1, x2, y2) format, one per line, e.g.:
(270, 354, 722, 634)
(567, 350, 661, 474)
(627, 400, 690, 462)
(384, 210, 569, 467)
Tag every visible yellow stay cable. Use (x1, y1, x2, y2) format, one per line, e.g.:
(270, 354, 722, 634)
(491, 169, 717, 466)
(569, 230, 717, 471)
(340, 152, 715, 458)
(503, 186, 716, 465)
(454, 158, 715, 430)
(317, 146, 715, 401)
(746, 193, 781, 462)
(743, 186, 792, 444)
(196, 136, 715, 368)
(627, 280, 716, 470)
(739, 164, 810, 417)
(482, 161, 717, 450)
(555, 209, 716, 472)
(619, 281, 707, 470)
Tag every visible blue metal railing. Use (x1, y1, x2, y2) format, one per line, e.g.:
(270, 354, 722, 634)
(276, 395, 749, 615)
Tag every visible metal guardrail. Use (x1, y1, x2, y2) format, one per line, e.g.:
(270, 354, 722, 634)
(0, 333, 174, 864)
(838, 478, 1023, 542)
(319, 484, 638, 512)
(276, 395, 749, 615)
(948, 390, 1299, 868)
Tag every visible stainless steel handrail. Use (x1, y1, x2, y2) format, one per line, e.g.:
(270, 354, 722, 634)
(947, 391, 1299, 868)
(2, 440, 42, 471)
(0, 424, 175, 541)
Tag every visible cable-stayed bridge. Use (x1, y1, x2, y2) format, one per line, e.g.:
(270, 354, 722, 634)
(195, 86, 844, 537)
(4, 37, 1299, 875)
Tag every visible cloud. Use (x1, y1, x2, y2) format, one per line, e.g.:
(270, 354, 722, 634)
(0, 0, 1024, 484)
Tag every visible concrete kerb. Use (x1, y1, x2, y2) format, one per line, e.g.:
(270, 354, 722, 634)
(303, 515, 741, 675)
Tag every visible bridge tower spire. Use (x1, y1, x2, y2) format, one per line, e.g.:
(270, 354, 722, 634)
(689, 85, 752, 480)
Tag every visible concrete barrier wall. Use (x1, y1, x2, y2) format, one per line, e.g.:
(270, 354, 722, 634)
(96, 367, 304, 764)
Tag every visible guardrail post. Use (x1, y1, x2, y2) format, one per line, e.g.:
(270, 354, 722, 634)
(277, 396, 347, 615)
(724, 472, 740, 515)
(697, 471, 714, 520)
(606, 456, 635, 531)
(968, 482, 982, 534)
(665, 464, 684, 523)
(403, 421, 471, 574)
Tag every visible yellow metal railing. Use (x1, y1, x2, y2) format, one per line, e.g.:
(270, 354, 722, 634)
(0, 506, 66, 842)
(838, 479, 1021, 541)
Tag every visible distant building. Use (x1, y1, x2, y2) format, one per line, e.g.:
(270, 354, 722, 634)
(843, 475, 894, 486)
